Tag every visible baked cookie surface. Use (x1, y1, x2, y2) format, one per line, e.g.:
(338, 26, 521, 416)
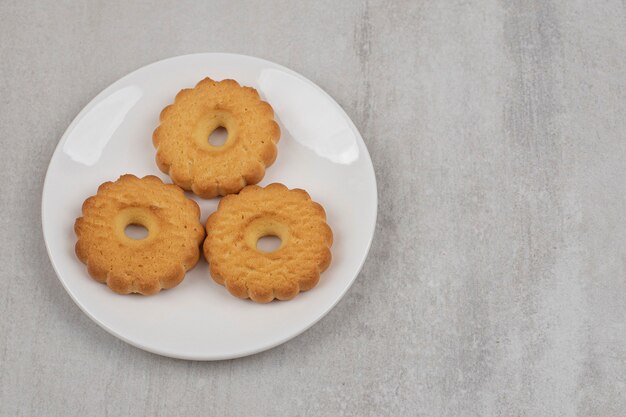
(153, 77, 281, 198)
(203, 183, 333, 303)
(74, 174, 205, 295)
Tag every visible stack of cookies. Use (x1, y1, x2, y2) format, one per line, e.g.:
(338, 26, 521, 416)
(75, 78, 333, 303)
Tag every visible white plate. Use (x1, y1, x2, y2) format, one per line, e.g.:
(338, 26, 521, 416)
(42, 53, 377, 360)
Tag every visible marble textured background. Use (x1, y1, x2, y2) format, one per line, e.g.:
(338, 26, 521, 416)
(0, 1, 624, 416)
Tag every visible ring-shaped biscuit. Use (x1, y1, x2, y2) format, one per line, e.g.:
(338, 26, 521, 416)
(203, 183, 333, 303)
(74, 175, 205, 295)
(153, 77, 281, 198)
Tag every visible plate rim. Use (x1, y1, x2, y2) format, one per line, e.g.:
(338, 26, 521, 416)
(41, 52, 378, 360)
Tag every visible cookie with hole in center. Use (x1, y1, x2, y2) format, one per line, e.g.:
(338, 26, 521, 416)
(203, 183, 333, 303)
(74, 174, 205, 295)
(153, 77, 281, 198)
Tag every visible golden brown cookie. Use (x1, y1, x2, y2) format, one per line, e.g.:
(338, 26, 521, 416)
(74, 174, 205, 295)
(203, 183, 333, 303)
(153, 77, 281, 198)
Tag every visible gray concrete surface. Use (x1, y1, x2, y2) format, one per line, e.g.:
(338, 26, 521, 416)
(1, 0, 624, 416)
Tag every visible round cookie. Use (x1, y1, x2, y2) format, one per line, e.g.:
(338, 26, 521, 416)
(153, 77, 281, 198)
(203, 183, 333, 303)
(74, 174, 205, 295)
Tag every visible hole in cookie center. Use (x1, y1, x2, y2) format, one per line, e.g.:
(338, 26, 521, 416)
(208, 126, 228, 147)
(124, 224, 149, 240)
(256, 235, 282, 253)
